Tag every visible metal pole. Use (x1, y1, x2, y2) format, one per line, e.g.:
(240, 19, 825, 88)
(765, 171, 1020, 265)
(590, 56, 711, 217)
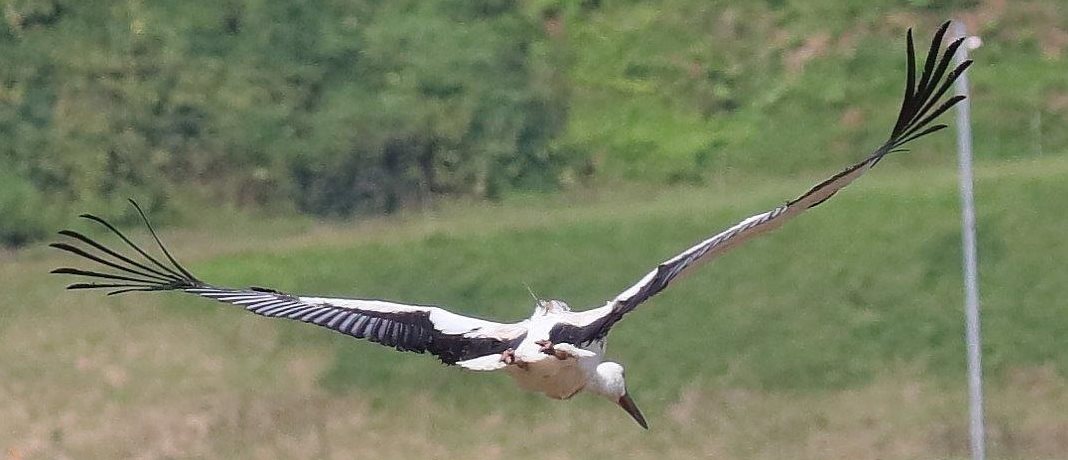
(951, 20, 986, 460)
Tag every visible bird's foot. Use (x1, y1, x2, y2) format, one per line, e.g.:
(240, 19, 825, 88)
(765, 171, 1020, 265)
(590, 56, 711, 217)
(500, 348, 516, 365)
(535, 339, 553, 353)
(536, 340, 568, 360)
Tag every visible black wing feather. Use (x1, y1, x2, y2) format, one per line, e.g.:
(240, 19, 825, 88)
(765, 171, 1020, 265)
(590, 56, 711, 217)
(552, 21, 972, 346)
(52, 201, 523, 365)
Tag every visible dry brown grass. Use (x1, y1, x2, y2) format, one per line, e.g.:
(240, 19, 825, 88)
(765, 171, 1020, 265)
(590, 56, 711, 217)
(6, 348, 1068, 460)
(5, 253, 1068, 459)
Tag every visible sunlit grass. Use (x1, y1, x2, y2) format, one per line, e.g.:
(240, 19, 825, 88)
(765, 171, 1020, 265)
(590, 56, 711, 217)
(3, 155, 1068, 458)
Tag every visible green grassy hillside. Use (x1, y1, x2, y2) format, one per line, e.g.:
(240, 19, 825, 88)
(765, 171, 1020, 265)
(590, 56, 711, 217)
(4, 0, 1067, 246)
(3, 154, 1067, 459)
(561, 0, 1068, 181)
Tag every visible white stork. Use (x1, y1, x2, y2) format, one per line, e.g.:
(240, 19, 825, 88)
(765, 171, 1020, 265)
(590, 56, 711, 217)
(52, 23, 970, 429)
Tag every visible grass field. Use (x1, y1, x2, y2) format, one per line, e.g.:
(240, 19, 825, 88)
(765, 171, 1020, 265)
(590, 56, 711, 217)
(3, 154, 1068, 459)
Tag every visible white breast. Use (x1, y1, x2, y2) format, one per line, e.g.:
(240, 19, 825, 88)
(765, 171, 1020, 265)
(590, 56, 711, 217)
(504, 312, 605, 399)
(505, 357, 587, 399)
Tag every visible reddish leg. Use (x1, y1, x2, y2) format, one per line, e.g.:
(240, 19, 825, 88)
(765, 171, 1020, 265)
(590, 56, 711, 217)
(535, 340, 568, 360)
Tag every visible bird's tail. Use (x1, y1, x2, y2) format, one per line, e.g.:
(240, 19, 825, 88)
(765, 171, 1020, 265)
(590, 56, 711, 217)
(877, 20, 973, 159)
(50, 200, 203, 295)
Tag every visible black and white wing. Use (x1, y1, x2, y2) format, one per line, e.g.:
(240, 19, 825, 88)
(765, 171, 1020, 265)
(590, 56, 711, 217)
(551, 22, 973, 347)
(51, 201, 527, 366)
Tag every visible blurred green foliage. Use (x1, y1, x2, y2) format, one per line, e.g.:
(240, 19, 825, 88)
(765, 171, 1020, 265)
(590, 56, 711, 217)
(1, 0, 1066, 246)
(0, 0, 574, 242)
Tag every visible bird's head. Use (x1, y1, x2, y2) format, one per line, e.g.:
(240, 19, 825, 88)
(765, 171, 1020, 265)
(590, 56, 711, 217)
(590, 361, 647, 429)
(526, 284, 570, 315)
(534, 299, 571, 315)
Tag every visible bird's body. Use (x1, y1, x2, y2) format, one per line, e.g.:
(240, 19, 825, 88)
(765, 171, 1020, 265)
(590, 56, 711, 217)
(51, 23, 971, 430)
(501, 302, 606, 400)
(505, 340, 597, 400)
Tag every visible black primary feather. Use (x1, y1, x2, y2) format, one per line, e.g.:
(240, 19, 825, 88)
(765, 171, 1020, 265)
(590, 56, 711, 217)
(51, 201, 201, 295)
(51, 201, 524, 364)
(883, 21, 971, 153)
(549, 21, 973, 347)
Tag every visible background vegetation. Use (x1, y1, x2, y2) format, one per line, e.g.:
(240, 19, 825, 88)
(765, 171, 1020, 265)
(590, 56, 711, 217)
(2, 0, 1067, 458)
(2, 0, 1066, 246)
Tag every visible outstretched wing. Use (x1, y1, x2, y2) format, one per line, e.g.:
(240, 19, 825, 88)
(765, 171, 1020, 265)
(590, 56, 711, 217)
(51, 201, 527, 365)
(551, 21, 973, 347)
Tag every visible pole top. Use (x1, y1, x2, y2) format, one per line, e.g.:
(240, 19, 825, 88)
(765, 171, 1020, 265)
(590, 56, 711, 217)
(951, 20, 982, 50)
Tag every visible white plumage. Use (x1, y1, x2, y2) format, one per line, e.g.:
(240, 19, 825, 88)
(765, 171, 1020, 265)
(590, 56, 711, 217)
(52, 23, 970, 429)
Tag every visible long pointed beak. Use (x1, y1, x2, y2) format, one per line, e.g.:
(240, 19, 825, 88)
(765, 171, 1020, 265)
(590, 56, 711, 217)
(618, 392, 648, 429)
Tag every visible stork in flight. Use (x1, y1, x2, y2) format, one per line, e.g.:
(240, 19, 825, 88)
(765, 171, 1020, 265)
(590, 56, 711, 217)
(52, 23, 970, 429)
